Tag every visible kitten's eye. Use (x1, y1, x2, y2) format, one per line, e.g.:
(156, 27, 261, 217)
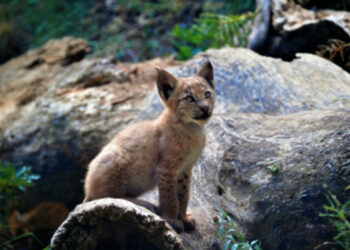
(185, 95, 195, 103)
(205, 91, 212, 99)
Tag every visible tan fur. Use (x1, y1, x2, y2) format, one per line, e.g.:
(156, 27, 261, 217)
(9, 202, 69, 246)
(84, 61, 215, 232)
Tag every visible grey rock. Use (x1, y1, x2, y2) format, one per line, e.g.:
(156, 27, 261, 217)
(193, 109, 350, 249)
(143, 48, 350, 117)
(140, 48, 350, 249)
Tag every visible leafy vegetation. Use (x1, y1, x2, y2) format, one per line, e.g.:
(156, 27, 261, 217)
(0, 232, 44, 249)
(216, 211, 262, 250)
(0, 0, 98, 63)
(0, 162, 40, 237)
(0, 0, 256, 63)
(171, 11, 256, 60)
(319, 194, 350, 249)
(2, 0, 97, 48)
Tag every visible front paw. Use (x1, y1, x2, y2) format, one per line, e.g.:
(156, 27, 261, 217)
(180, 213, 196, 232)
(164, 217, 184, 233)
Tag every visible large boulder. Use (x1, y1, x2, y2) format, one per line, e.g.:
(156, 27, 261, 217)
(1, 37, 350, 249)
(140, 48, 350, 249)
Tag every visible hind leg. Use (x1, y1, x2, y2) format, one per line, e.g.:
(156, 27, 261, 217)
(83, 155, 128, 202)
(84, 172, 159, 214)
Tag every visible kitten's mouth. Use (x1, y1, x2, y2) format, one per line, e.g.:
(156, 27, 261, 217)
(194, 112, 211, 120)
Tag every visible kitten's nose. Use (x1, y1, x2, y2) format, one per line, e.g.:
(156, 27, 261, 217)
(199, 105, 209, 113)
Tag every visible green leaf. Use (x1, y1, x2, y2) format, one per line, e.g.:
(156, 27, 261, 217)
(226, 235, 235, 241)
(224, 240, 232, 250)
(237, 231, 246, 242)
(320, 193, 350, 249)
(43, 245, 51, 250)
(178, 46, 193, 60)
(219, 225, 225, 235)
(231, 244, 239, 250)
(267, 165, 279, 173)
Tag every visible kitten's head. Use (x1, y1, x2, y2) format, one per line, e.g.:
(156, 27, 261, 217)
(156, 61, 215, 126)
(9, 211, 28, 236)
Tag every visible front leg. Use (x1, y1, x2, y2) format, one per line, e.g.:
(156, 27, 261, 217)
(177, 169, 196, 231)
(157, 166, 184, 233)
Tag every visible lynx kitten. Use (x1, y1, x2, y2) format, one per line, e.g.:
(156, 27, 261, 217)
(84, 61, 215, 232)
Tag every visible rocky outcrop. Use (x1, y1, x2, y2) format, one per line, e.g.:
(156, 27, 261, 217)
(1, 37, 350, 249)
(249, 0, 350, 63)
(0, 37, 180, 210)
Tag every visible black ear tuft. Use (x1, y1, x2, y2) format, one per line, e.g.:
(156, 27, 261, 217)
(197, 61, 215, 89)
(156, 68, 178, 101)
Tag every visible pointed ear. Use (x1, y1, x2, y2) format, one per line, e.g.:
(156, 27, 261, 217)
(15, 211, 24, 222)
(156, 68, 178, 101)
(197, 61, 214, 89)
